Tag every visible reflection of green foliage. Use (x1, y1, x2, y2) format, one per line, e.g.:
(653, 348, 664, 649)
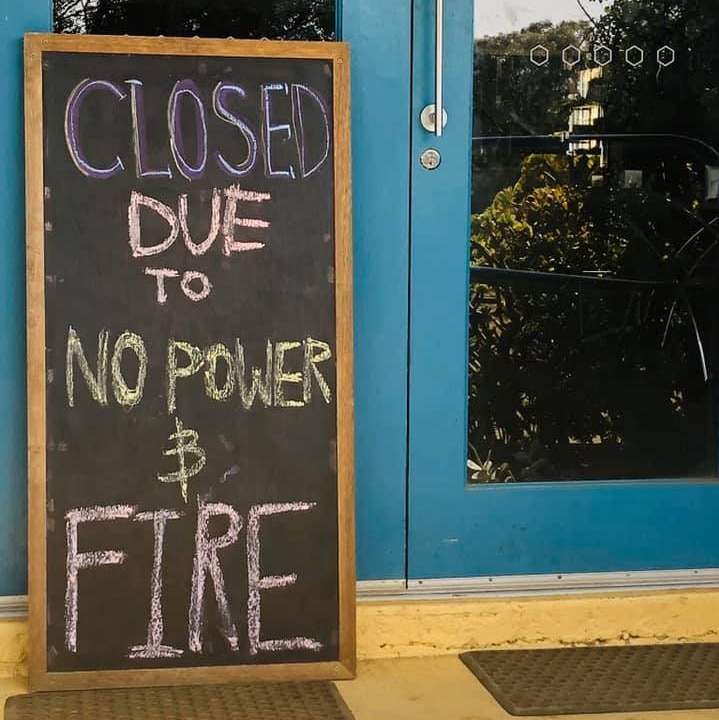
(592, 0, 719, 147)
(469, 154, 714, 481)
(472, 154, 624, 275)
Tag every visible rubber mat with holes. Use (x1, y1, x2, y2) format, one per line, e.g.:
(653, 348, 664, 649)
(3, 681, 355, 720)
(460, 643, 719, 716)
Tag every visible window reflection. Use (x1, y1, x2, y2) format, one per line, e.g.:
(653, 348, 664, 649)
(468, 0, 719, 483)
(54, 0, 335, 40)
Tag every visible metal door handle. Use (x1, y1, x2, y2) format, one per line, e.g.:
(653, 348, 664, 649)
(420, 0, 448, 136)
(435, 0, 444, 137)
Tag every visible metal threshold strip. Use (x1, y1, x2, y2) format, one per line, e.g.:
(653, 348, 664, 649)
(3, 570, 719, 616)
(356, 568, 719, 601)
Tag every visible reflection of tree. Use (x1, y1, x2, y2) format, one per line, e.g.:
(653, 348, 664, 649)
(469, 0, 719, 482)
(472, 21, 591, 216)
(54, 0, 335, 40)
(54, 0, 94, 33)
(594, 0, 719, 148)
(474, 20, 590, 137)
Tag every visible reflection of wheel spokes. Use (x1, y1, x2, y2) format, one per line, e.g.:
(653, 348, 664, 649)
(661, 286, 710, 383)
(609, 206, 711, 381)
(690, 239, 719, 275)
(673, 208, 719, 276)
(676, 215, 719, 257)
(661, 300, 677, 349)
(615, 208, 665, 265)
(677, 286, 709, 382)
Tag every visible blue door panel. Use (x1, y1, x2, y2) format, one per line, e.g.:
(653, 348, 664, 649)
(342, 0, 412, 580)
(408, 0, 719, 580)
(411, 482, 719, 578)
(408, 0, 474, 580)
(0, 0, 51, 596)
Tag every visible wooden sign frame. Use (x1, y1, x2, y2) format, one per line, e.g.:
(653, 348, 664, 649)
(25, 33, 355, 691)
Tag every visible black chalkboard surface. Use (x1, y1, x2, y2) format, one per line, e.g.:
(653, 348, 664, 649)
(25, 34, 354, 691)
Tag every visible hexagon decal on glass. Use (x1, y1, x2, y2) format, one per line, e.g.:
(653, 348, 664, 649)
(625, 45, 644, 68)
(562, 45, 582, 69)
(530, 45, 549, 67)
(594, 44, 613, 67)
(657, 45, 676, 67)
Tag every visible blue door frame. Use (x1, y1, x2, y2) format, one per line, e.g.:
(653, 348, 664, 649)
(342, 0, 411, 581)
(408, 0, 719, 580)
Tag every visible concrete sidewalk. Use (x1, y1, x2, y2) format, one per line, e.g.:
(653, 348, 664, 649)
(4, 656, 719, 720)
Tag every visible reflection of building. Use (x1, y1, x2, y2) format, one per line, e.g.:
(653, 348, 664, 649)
(576, 65, 602, 99)
(569, 103, 603, 133)
(569, 67, 604, 152)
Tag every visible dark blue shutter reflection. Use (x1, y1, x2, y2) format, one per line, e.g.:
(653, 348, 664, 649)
(54, 0, 335, 40)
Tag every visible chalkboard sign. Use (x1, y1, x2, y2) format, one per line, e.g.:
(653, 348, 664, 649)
(25, 34, 354, 691)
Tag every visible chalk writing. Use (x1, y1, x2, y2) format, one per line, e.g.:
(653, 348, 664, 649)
(66, 326, 109, 407)
(166, 339, 204, 414)
(221, 184, 269, 255)
(65, 505, 135, 653)
(66, 327, 335, 412)
(64, 79, 126, 179)
(144, 267, 179, 304)
(44, 52, 343, 675)
(110, 331, 147, 408)
(64, 78, 330, 182)
(262, 83, 296, 180)
(188, 500, 242, 653)
(237, 340, 273, 409)
(291, 84, 330, 179)
(180, 271, 213, 302)
(128, 192, 179, 258)
(129, 185, 270, 302)
(129, 510, 184, 659)
(247, 502, 322, 654)
(127, 79, 172, 179)
(157, 418, 207, 503)
(212, 82, 257, 177)
(204, 343, 236, 402)
(168, 80, 208, 181)
(274, 341, 304, 408)
(303, 338, 333, 404)
(178, 189, 221, 256)
(63, 501, 323, 657)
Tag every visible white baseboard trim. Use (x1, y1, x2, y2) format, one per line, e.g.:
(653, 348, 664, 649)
(3, 570, 719, 617)
(356, 579, 407, 599)
(0, 596, 28, 619)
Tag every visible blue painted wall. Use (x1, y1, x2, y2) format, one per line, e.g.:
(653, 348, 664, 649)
(0, 0, 411, 593)
(0, 0, 51, 596)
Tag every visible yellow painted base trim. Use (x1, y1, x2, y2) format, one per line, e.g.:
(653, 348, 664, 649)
(357, 589, 719, 658)
(0, 620, 27, 679)
(3, 589, 719, 678)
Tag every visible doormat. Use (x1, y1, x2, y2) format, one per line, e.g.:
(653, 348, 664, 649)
(4, 681, 355, 720)
(460, 643, 719, 715)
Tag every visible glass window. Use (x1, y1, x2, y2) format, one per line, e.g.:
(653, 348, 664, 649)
(54, 0, 336, 40)
(468, 0, 719, 483)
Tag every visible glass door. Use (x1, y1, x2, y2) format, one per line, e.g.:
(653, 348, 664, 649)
(409, 0, 719, 581)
